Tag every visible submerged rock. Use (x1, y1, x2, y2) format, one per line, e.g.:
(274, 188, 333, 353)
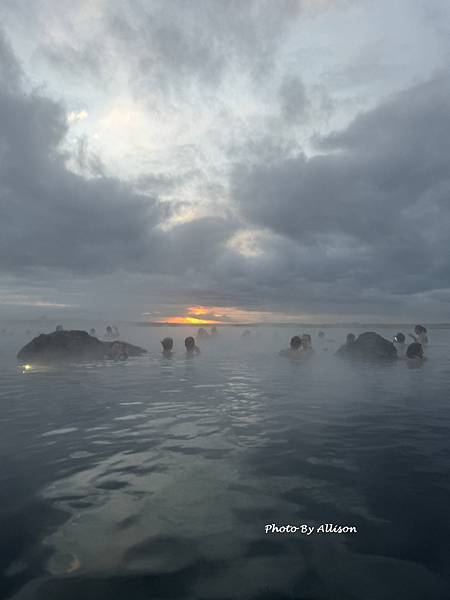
(336, 331, 397, 361)
(17, 330, 147, 362)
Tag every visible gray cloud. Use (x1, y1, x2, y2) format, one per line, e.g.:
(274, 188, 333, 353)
(1, 3, 450, 322)
(279, 76, 309, 123)
(230, 75, 450, 309)
(0, 29, 235, 283)
(68, 1, 301, 92)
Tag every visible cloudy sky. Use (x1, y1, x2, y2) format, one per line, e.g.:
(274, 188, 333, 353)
(1, 0, 450, 323)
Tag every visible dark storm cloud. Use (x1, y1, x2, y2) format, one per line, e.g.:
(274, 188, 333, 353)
(2, 1, 450, 320)
(231, 75, 450, 304)
(0, 30, 234, 280)
(0, 88, 160, 273)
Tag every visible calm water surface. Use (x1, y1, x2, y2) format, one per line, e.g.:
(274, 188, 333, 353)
(1, 326, 450, 599)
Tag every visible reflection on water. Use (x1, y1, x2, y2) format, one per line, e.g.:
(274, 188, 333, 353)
(0, 326, 450, 599)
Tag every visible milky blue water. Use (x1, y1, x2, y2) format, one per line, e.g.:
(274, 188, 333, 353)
(1, 325, 450, 599)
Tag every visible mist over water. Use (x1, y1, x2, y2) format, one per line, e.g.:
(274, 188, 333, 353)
(1, 324, 450, 599)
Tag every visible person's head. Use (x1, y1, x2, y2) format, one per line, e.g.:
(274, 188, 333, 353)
(111, 341, 122, 355)
(414, 324, 426, 335)
(346, 333, 356, 345)
(106, 326, 112, 333)
(56, 324, 63, 332)
(161, 337, 174, 351)
(394, 332, 405, 344)
(290, 336, 302, 350)
(185, 336, 196, 350)
(407, 342, 423, 359)
(301, 333, 312, 349)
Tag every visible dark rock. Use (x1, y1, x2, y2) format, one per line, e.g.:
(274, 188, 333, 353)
(17, 330, 147, 362)
(336, 331, 397, 361)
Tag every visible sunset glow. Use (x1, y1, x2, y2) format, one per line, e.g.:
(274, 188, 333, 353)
(154, 305, 307, 325)
(157, 306, 225, 325)
(163, 316, 223, 325)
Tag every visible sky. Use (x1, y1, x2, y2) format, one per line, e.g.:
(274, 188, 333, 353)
(1, 0, 450, 324)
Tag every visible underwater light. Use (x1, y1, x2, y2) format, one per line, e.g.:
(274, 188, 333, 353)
(22, 364, 32, 371)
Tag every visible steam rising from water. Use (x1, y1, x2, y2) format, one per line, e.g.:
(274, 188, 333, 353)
(1, 324, 449, 599)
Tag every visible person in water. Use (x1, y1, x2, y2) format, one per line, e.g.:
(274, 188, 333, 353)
(393, 332, 407, 358)
(301, 333, 313, 352)
(55, 324, 63, 332)
(161, 337, 174, 358)
(279, 336, 303, 359)
(110, 341, 128, 361)
(89, 328, 96, 337)
(185, 336, 200, 356)
(106, 326, 113, 338)
(317, 330, 328, 351)
(113, 326, 120, 339)
(197, 328, 210, 341)
(346, 333, 356, 345)
(406, 342, 425, 366)
(409, 325, 428, 346)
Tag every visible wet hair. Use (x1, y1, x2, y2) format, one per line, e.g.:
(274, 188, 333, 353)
(346, 333, 356, 344)
(290, 336, 302, 349)
(407, 342, 423, 359)
(414, 324, 427, 334)
(161, 337, 174, 351)
(394, 332, 405, 343)
(185, 336, 196, 349)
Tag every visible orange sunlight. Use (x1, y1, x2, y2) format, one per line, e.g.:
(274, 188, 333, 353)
(154, 305, 291, 324)
(163, 316, 223, 325)
(158, 305, 225, 325)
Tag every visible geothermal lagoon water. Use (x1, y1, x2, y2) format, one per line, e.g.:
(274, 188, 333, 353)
(1, 325, 450, 599)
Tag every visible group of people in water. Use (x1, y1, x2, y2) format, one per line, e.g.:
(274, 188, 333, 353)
(161, 336, 201, 358)
(279, 325, 429, 365)
(279, 333, 313, 358)
(49, 322, 430, 365)
(393, 325, 428, 361)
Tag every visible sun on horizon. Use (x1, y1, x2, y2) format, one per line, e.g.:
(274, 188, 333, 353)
(161, 316, 224, 325)
(156, 306, 226, 325)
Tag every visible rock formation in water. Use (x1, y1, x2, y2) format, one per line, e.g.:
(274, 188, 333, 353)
(17, 330, 147, 362)
(335, 331, 397, 361)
